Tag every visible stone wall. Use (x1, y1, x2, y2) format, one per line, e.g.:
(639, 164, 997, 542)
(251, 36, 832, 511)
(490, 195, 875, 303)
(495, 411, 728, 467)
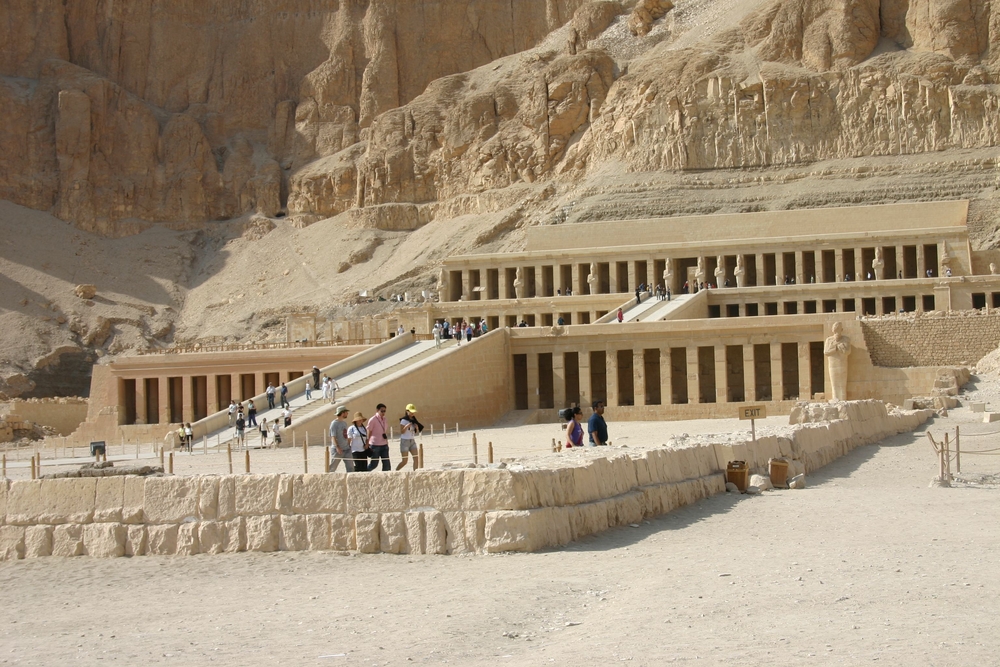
(860, 312, 1000, 368)
(1, 398, 88, 436)
(0, 401, 932, 560)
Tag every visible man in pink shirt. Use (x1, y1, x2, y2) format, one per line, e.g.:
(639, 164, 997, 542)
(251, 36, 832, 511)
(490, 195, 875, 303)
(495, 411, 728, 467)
(366, 403, 391, 471)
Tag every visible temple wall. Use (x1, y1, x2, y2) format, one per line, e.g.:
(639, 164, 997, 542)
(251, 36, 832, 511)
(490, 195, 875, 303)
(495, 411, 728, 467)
(861, 312, 1000, 368)
(0, 401, 932, 560)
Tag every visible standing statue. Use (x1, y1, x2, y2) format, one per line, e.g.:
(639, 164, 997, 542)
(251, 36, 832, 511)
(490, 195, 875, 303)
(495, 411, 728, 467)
(990, 262, 997, 276)
(940, 245, 953, 276)
(872, 247, 885, 280)
(694, 256, 706, 287)
(824, 322, 852, 401)
(587, 261, 599, 294)
(734, 255, 746, 288)
(714, 255, 726, 287)
(436, 268, 447, 302)
(513, 266, 525, 300)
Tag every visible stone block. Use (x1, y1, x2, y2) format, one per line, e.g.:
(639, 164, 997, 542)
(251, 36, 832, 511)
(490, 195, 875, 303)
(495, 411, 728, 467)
(276, 475, 293, 514)
(306, 514, 331, 550)
(83, 523, 126, 557)
(355, 513, 380, 553)
(634, 455, 651, 487)
(122, 477, 145, 524)
(330, 515, 355, 551)
(125, 526, 146, 556)
(8, 478, 97, 525)
(217, 476, 236, 520)
(222, 518, 245, 553)
(424, 511, 447, 555)
(235, 475, 280, 516)
(245, 515, 279, 552)
(0, 479, 8, 525)
(379, 512, 407, 554)
(176, 523, 199, 556)
(198, 477, 219, 520)
(570, 501, 609, 540)
(442, 512, 471, 554)
(94, 477, 124, 523)
(528, 507, 572, 550)
(292, 474, 346, 514)
(23, 525, 53, 557)
(198, 522, 224, 555)
(280, 515, 309, 551)
(982, 413, 1000, 423)
(404, 511, 424, 554)
(52, 524, 84, 557)
(606, 491, 644, 527)
(0, 525, 25, 560)
(144, 477, 198, 523)
(407, 470, 463, 510)
(484, 510, 531, 553)
(347, 473, 409, 513)
(461, 469, 525, 511)
(146, 525, 179, 555)
(971, 402, 987, 413)
(571, 465, 601, 504)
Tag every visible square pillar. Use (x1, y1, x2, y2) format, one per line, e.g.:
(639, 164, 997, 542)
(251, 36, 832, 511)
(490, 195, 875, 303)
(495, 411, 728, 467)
(916, 245, 926, 277)
(715, 344, 727, 403)
(573, 265, 583, 295)
(795, 251, 805, 285)
(633, 348, 646, 407)
(606, 349, 619, 407)
(628, 262, 637, 292)
(158, 377, 170, 424)
(578, 350, 592, 408)
(134, 378, 147, 425)
(686, 346, 700, 404)
(798, 342, 811, 401)
(609, 266, 619, 294)
(854, 250, 864, 284)
(527, 353, 540, 410)
(206, 375, 219, 415)
(755, 253, 765, 286)
(462, 270, 472, 301)
(553, 351, 566, 408)
(181, 375, 194, 423)
(834, 249, 844, 281)
(255, 372, 267, 401)
(895, 246, 905, 280)
(742, 344, 756, 401)
(660, 347, 673, 405)
(769, 343, 782, 402)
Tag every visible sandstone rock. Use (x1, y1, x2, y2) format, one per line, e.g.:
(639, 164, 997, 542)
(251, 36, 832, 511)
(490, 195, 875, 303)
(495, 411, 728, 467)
(125, 525, 146, 556)
(235, 475, 280, 516)
(198, 521, 224, 555)
(0, 526, 25, 560)
(725, 482, 741, 493)
(347, 472, 409, 513)
(24, 525, 53, 557)
(628, 0, 673, 37)
(306, 514, 332, 551)
(749, 474, 773, 491)
(745, 486, 762, 495)
(788, 474, 807, 490)
(279, 515, 309, 552)
(176, 523, 200, 556)
(330, 514, 355, 551)
(73, 284, 97, 299)
(143, 477, 198, 523)
(83, 523, 126, 557)
(94, 476, 124, 522)
(408, 470, 463, 511)
(424, 511, 448, 555)
(292, 474, 346, 514)
(51, 524, 83, 557)
(146, 524, 179, 556)
(244, 515, 279, 552)
(355, 513, 380, 553)
(379, 512, 407, 554)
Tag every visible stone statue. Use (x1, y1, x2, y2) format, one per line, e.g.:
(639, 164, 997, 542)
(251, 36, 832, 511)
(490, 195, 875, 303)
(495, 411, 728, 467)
(436, 269, 447, 302)
(734, 255, 746, 287)
(714, 255, 726, 287)
(695, 256, 706, 286)
(872, 247, 884, 280)
(663, 258, 673, 288)
(824, 322, 851, 401)
(513, 266, 524, 300)
(940, 245, 953, 276)
(990, 262, 997, 276)
(587, 261, 599, 294)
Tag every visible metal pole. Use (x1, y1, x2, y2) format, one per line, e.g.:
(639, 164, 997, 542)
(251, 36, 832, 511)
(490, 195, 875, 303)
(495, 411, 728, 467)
(488, 442, 494, 464)
(955, 425, 961, 474)
(472, 433, 478, 464)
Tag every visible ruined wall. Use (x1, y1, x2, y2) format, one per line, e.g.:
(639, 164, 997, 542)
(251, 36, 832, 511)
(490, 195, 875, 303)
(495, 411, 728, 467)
(0, 400, 932, 559)
(860, 312, 1000, 367)
(1, 398, 88, 436)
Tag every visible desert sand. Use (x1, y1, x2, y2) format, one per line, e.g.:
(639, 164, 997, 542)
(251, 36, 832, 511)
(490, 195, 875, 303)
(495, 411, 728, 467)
(2, 389, 999, 665)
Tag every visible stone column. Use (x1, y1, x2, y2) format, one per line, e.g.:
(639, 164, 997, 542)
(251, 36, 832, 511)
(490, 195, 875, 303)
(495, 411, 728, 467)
(854, 250, 864, 283)
(578, 349, 592, 408)
(135, 378, 147, 424)
(916, 245, 926, 277)
(686, 345, 700, 404)
(834, 248, 844, 281)
(573, 263, 583, 295)
(770, 343, 783, 402)
(606, 349, 619, 407)
(633, 348, 646, 407)
(895, 246, 905, 280)
(553, 351, 566, 408)
(627, 261, 637, 293)
(715, 344, 727, 403)
(938, 242, 948, 276)
(206, 375, 219, 415)
(181, 376, 194, 423)
(795, 250, 805, 285)
(755, 253, 765, 286)
(254, 372, 267, 401)
(527, 353, 540, 410)
(609, 264, 619, 294)
(798, 342, 811, 401)
(230, 373, 241, 403)
(158, 376, 171, 424)
(660, 347, 673, 405)
(743, 344, 756, 401)
(462, 270, 472, 301)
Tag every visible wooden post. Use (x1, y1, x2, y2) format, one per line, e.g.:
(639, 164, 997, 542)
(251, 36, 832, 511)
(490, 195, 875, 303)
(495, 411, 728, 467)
(418, 443, 424, 469)
(227, 443, 233, 474)
(245, 449, 250, 474)
(303, 436, 309, 473)
(168, 452, 174, 475)
(488, 442, 494, 464)
(430, 424, 434, 438)
(293, 431, 296, 449)
(472, 433, 478, 464)
(324, 447, 330, 474)
(136, 441, 140, 459)
(944, 432, 951, 480)
(159, 447, 164, 469)
(955, 425, 961, 474)
(203, 436, 208, 456)
(30, 455, 36, 480)
(456, 423, 460, 437)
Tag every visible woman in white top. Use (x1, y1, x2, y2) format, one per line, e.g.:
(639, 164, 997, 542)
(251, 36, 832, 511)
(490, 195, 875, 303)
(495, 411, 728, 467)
(395, 404, 422, 471)
(347, 412, 369, 472)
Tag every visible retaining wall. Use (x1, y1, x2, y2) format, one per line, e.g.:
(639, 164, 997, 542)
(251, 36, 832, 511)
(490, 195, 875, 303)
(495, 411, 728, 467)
(0, 401, 932, 560)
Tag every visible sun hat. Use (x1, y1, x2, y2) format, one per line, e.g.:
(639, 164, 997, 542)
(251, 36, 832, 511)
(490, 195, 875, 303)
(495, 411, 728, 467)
(353, 411, 365, 423)
(336, 405, 349, 415)
(405, 404, 417, 413)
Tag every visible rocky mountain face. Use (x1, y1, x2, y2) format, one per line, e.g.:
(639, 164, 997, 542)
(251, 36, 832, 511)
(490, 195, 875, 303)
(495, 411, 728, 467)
(2, 0, 1000, 397)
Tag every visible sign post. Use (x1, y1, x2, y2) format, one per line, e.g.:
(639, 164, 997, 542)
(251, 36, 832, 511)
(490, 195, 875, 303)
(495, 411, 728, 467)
(739, 405, 767, 446)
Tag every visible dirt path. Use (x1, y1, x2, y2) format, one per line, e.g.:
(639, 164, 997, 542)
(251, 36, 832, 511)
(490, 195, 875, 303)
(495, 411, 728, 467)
(2, 410, 998, 666)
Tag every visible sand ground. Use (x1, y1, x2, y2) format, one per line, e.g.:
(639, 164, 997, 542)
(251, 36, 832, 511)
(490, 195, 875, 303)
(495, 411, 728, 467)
(2, 399, 999, 666)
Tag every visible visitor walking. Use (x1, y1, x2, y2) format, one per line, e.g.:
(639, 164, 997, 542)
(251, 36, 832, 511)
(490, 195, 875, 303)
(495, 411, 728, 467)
(305, 382, 313, 400)
(228, 400, 238, 427)
(588, 400, 609, 447)
(234, 414, 246, 449)
(271, 420, 282, 447)
(564, 406, 584, 448)
(184, 423, 193, 452)
(348, 412, 369, 472)
(366, 403, 391, 471)
(433, 323, 442, 348)
(396, 404, 423, 471)
(328, 377, 341, 404)
(616, 308, 624, 323)
(280, 382, 290, 409)
(329, 406, 352, 472)
(282, 405, 292, 427)
(312, 365, 321, 391)
(247, 399, 257, 427)
(259, 417, 269, 448)
(266, 383, 276, 409)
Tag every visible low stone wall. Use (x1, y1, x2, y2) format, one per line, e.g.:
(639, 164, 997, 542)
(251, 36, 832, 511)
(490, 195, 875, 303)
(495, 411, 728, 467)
(0, 401, 932, 560)
(861, 311, 1000, 368)
(1, 398, 88, 437)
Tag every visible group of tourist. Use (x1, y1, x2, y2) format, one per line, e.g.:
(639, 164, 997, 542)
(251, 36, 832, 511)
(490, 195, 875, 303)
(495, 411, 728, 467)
(433, 319, 488, 347)
(328, 403, 424, 472)
(562, 400, 609, 449)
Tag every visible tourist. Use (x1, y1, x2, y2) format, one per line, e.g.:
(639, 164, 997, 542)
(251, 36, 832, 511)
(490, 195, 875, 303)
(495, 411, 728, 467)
(564, 406, 584, 448)
(366, 403, 391, 471)
(588, 400, 609, 447)
(228, 400, 238, 427)
(184, 422, 194, 452)
(175, 424, 186, 451)
(280, 382, 290, 409)
(946, 267, 952, 277)
(456, 321, 462, 346)
(433, 323, 442, 348)
(312, 365, 321, 391)
(616, 308, 624, 323)
(396, 404, 423, 470)
(348, 412, 369, 472)
(329, 406, 351, 472)
(465, 322, 473, 343)
(234, 413, 246, 449)
(635, 287, 641, 305)
(442, 321, 451, 339)
(557, 315, 565, 326)
(247, 399, 257, 427)
(328, 376, 341, 404)
(282, 405, 292, 427)
(266, 383, 276, 409)
(259, 417, 269, 448)
(666, 286, 671, 302)
(271, 419, 282, 447)
(682, 280, 689, 294)
(480, 318, 488, 335)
